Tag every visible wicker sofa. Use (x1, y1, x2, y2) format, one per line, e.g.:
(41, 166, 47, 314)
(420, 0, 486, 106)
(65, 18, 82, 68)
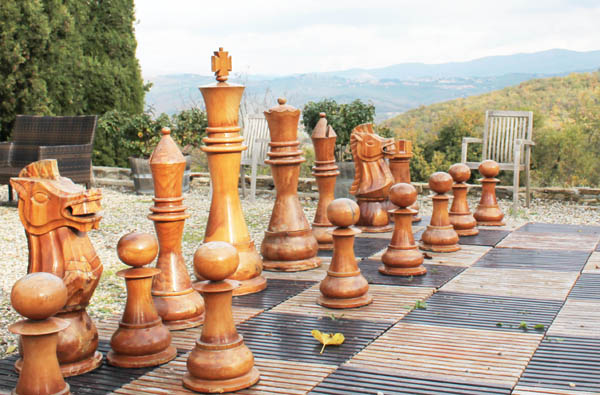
(0, 115, 98, 201)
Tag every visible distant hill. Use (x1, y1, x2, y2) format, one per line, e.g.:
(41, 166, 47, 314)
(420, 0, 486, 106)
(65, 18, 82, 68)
(144, 49, 600, 120)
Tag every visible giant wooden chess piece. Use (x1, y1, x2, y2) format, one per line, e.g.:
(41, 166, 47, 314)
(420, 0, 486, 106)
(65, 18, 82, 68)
(387, 139, 420, 222)
(10, 159, 103, 376)
(381, 183, 426, 276)
(261, 98, 321, 271)
(197, 48, 266, 295)
(420, 172, 461, 252)
(318, 198, 372, 308)
(184, 242, 260, 393)
(350, 123, 396, 232)
(311, 112, 339, 250)
(474, 160, 505, 226)
(149, 127, 204, 329)
(108, 232, 177, 368)
(10, 273, 70, 395)
(449, 163, 478, 236)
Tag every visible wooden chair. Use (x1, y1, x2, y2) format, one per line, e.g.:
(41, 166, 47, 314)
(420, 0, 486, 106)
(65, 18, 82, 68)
(461, 110, 535, 210)
(0, 115, 98, 201)
(240, 115, 270, 201)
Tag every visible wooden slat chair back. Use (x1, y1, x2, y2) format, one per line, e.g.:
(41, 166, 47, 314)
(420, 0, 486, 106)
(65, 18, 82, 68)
(461, 110, 534, 210)
(240, 115, 270, 201)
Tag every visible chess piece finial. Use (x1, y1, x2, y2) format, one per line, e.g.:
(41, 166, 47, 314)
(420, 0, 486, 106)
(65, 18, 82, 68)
(261, 97, 321, 271)
(387, 139, 421, 222)
(448, 163, 478, 236)
(474, 160, 505, 226)
(311, 112, 339, 250)
(380, 183, 426, 276)
(184, 242, 260, 393)
(420, 172, 461, 252)
(9, 272, 70, 395)
(318, 198, 373, 308)
(211, 47, 232, 82)
(107, 232, 176, 368)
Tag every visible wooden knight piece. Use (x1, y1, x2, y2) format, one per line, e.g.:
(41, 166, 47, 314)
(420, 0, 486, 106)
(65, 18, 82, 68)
(387, 139, 420, 222)
(449, 163, 478, 236)
(184, 241, 260, 393)
(311, 112, 339, 250)
(10, 159, 103, 376)
(108, 232, 176, 368)
(10, 273, 70, 395)
(149, 127, 204, 329)
(474, 160, 505, 226)
(197, 47, 266, 295)
(420, 172, 461, 252)
(261, 98, 321, 271)
(380, 183, 426, 276)
(349, 123, 396, 232)
(318, 198, 372, 308)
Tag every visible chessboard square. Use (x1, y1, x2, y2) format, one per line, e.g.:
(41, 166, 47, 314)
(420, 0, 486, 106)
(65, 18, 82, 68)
(497, 231, 599, 251)
(516, 222, 600, 235)
(475, 248, 591, 272)
(459, 229, 511, 247)
(517, 336, 600, 393)
(568, 273, 600, 300)
(235, 312, 390, 366)
(310, 366, 512, 395)
(513, 386, 600, 395)
(232, 279, 317, 309)
(269, 284, 434, 323)
(360, 261, 465, 288)
(402, 291, 563, 333)
(345, 322, 543, 387)
(317, 237, 389, 259)
(583, 252, 600, 273)
(546, 299, 600, 338)
(441, 267, 579, 300)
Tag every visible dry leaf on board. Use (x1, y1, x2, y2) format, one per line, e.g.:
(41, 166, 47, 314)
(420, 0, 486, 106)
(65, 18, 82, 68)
(311, 329, 345, 354)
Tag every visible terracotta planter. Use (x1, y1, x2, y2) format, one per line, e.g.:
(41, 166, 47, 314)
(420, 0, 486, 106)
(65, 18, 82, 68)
(129, 156, 191, 195)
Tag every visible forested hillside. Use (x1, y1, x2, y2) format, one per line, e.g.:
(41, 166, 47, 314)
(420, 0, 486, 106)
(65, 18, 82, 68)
(384, 71, 600, 187)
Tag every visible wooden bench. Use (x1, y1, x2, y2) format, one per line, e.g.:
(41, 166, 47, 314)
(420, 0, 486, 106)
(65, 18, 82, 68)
(0, 115, 98, 201)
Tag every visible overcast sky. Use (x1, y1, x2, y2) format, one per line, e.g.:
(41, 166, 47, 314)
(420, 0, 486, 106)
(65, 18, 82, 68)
(135, 0, 600, 78)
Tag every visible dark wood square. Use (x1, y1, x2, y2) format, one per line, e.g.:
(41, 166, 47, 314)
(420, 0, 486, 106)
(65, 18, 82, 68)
(475, 248, 591, 272)
(317, 237, 390, 259)
(459, 229, 510, 246)
(359, 260, 465, 288)
(232, 279, 317, 309)
(517, 222, 600, 235)
(568, 273, 600, 300)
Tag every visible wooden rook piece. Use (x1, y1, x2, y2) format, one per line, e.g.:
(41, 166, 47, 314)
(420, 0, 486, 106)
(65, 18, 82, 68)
(198, 47, 267, 295)
(10, 159, 103, 376)
(474, 160, 506, 226)
(420, 172, 461, 252)
(261, 98, 321, 271)
(108, 232, 177, 368)
(318, 198, 373, 308)
(449, 163, 479, 236)
(9, 273, 70, 395)
(311, 112, 339, 250)
(380, 183, 426, 276)
(387, 139, 421, 222)
(350, 123, 396, 232)
(184, 242, 260, 393)
(149, 127, 204, 330)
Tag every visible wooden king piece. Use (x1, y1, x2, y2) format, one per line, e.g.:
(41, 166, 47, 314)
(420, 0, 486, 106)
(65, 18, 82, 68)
(474, 160, 505, 226)
(197, 48, 267, 295)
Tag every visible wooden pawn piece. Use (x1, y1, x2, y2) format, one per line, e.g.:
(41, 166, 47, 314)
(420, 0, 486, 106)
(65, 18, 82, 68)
(449, 163, 478, 236)
(420, 172, 461, 252)
(318, 198, 373, 308)
(9, 272, 70, 395)
(380, 183, 426, 276)
(474, 160, 505, 226)
(108, 233, 176, 368)
(184, 242, 260, 393)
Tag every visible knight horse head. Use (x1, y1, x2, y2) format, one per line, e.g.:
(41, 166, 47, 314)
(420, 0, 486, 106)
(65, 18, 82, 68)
(350, 123, 396, 198)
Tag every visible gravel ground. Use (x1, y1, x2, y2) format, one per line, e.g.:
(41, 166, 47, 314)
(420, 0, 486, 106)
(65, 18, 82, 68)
(0, 184, 598, 357)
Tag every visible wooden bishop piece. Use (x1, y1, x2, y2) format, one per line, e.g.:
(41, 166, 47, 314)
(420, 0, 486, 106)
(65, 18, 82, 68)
(449, 163, 478, 236)
(474, 160, 505, 226)
(420, 172, 461, 252)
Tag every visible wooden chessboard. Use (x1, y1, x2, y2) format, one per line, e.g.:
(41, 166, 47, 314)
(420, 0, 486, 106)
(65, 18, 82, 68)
(1, 221, 599, 394)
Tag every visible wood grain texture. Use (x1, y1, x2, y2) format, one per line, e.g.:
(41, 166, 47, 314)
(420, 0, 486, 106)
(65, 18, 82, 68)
(497, 231, 599, 251)
(583, 252, 600, 273)
(546, 299, 600, 338)
(513, 386, 599, 395)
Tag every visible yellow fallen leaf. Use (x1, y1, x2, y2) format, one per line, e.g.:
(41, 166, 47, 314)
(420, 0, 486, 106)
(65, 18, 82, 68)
(311, 329, 345, 354)
(6, 345, 16, 354)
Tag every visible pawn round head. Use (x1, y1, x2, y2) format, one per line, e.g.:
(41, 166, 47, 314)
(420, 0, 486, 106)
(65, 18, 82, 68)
(11, 272, 67, 320)
(389, 183, 417, 208)
(327, 198, 360, 227)
(194, 241, 239, 281)
(448, 163, 471, 183)
(479, 160, 500, 178)
(429, 172, 453, 194)
(117, 232, 158, 268)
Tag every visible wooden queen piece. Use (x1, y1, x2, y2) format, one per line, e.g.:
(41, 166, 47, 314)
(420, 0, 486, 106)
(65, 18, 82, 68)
(197, 48, 266, 295)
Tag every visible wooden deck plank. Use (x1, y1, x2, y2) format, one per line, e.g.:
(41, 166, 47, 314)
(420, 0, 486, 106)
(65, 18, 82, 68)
(546, 299, 600, 338)
(582, 252, 600, 273)
(513, 386, 599, 395)
(497, 232, 599, 251)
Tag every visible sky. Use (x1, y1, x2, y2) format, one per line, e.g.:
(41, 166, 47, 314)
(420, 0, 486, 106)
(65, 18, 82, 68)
(134, 0, 600, 78)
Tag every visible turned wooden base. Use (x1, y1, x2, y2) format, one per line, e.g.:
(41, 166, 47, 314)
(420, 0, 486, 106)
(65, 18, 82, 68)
(313, 225, 334, 250)
(153, 290, 205, 331)
(357, 224, 393, 233)
(318, 243, 334, 250)
(456, 227, 480, 236)
(263, 256, 321, 272)
(379, 265, 427, 276)
(161, 315, 204, 331)
(419, 242, 460, 253)
(233, 275, 267, 296)
(107, 345, 176, 368)
(15, 350, 102, 378)
(183, 366, 260, 394)
(12, 385, 71, 395)
(317, 293, 373, 309)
